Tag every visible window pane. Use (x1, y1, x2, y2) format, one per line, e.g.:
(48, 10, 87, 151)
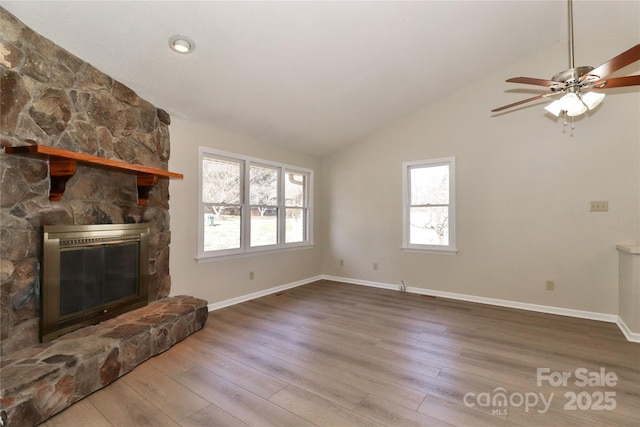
(199, 148, 313, 258)
(409, 206, 449, 245)
(411, 165, 449, 205)
(286, 208, 305, 243)
(202, 157, 241, 204)
(285, 172, 306, 207)
(204, 205, 241, 251)
(251, 208, 278, 247)
(250, 165, 278, 205)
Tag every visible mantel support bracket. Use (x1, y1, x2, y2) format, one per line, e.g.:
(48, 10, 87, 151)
(136, 175, 159, 206)
(48, 157, 77, 202)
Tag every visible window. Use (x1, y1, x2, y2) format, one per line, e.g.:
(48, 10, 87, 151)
(198, 147, 312, 261)
(403, 157, 456, 253)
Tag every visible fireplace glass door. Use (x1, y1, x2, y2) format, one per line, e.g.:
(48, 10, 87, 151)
(59, 242, 139, 317)
(41, 223, 149, 342)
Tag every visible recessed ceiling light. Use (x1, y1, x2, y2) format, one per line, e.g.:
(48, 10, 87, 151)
(169, 35, 195, 54)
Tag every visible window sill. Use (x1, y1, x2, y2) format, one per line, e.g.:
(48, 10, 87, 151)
(402, 247, 458, 256)
(195, 243, 315, 263)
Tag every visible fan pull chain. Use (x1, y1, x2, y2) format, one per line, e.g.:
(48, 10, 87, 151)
(569, 115, 575, 134)
(561, 111, 576, 133)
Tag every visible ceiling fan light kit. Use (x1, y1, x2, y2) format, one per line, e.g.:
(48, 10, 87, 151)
(544, 90, 605, 118)
(492, 0, 640, 128)
(581, 91, 606, 110)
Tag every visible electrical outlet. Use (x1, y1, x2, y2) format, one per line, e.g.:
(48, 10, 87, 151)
(339, 259, 344, 267)
(589, 201, 608, 212)
(545, 280, 555, 291)
(249, 271, 254, 280)
(373, 262, 379, 271)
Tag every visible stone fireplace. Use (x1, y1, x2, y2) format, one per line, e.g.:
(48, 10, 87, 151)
(1, 7, 208, 426)
(0, 6, 173, 355)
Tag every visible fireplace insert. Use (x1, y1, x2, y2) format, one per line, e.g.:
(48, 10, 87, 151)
(41, 223, 150, 342)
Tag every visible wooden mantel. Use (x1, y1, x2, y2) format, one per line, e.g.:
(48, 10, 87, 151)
(4, 144, 183, 205)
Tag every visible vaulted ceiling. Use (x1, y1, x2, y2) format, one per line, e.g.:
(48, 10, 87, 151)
(2, 1, 638, 156)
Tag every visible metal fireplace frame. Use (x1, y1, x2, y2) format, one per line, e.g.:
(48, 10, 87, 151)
(41, 223, 150, 342)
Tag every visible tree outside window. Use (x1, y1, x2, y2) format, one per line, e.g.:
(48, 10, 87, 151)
(403, 157, 456, 253)
(198, 148, 313, 260)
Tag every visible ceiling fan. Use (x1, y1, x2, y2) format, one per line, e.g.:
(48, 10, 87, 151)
(492, 0, 640, 120)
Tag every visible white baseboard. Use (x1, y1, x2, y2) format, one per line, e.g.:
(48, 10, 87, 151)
(616, 317, 640, 343)
(207, 275, 323, 312)
(322, 275, 640, 342)
(206, 274, 639, 343)
(322, 275, 400, 291)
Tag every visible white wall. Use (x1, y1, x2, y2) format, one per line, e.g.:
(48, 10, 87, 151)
(168, 118, 322, 304)
(321, 38, 640, 315)
(166, 36, 639, 318)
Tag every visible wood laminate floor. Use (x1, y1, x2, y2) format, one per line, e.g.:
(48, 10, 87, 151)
(43, 280, 640, 426)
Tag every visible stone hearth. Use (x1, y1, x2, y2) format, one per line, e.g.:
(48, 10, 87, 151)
(0, 295, 208, 427)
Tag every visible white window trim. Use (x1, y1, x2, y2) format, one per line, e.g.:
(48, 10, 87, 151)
(402, 157, 457, 254)
(197, 147, 313, 262)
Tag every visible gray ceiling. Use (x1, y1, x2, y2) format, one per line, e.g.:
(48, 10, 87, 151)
(2, 1, 639, 156)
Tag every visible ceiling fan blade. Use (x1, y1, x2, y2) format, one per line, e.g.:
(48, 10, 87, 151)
(592, 75, 640, 89)
(506, 77, 562, 87)
(491, 94, 553, 113)
(584, 44, 640, 80)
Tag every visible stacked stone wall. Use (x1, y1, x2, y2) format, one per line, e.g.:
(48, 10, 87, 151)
(0, 7, 174, 356)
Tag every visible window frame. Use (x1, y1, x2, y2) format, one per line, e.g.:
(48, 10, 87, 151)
(402, 157, 457, 255)
(197, 147, 313, 262)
